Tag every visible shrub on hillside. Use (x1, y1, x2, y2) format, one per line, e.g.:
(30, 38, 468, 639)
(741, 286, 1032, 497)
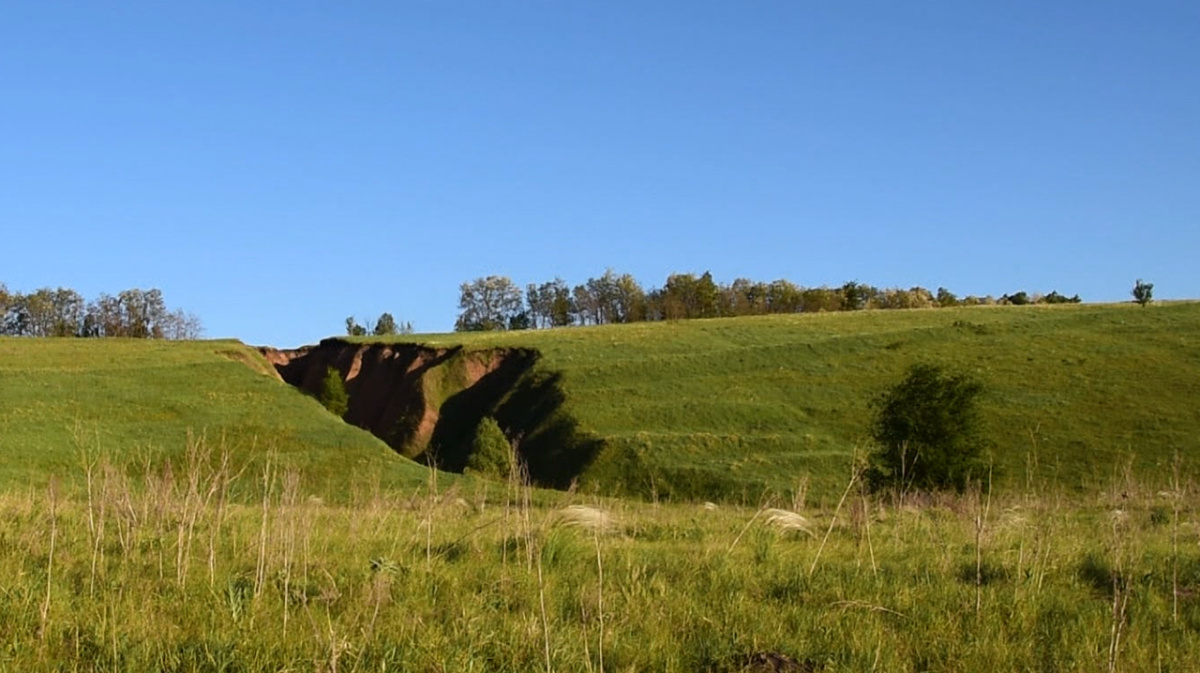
(465, 417, 514, 480)
(866, 363, 986, 492)
(319, 366, 349, 418)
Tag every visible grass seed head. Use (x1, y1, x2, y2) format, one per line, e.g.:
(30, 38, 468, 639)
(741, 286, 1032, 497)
(762, 508, 815, 537)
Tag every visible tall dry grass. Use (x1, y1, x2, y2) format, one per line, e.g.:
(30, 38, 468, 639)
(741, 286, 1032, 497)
(0, 438, 1197, 671)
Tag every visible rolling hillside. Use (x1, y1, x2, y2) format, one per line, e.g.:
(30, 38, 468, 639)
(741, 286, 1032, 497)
(330, 301, 1200, 501)
(0, 338, 429, 495)
(2, 303, 1198, 502)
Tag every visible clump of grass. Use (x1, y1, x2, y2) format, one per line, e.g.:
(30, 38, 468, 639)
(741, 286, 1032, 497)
(556, 505, 617, 535)
(762, 508, 815, 537)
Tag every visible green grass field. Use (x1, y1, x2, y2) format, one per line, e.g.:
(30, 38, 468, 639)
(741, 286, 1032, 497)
(0, 338, 429, 496)
(1, 303, 1199, 671)
(1, 458, 1196, 672)
(4, 302, 1198, 502)
(370, 301, 1200, 501)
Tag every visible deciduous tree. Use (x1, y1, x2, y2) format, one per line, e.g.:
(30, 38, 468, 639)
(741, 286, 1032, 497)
(841, 281, 871, 311)
(867, 363, 986, 492)
(455, 276, 523, 331)
(547, 280, 574, 327)
(936, 287, 958, 307)
(1132, 279, 1154, 307)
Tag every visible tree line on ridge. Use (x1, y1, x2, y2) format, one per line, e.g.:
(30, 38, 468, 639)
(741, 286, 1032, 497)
(455, 271, 1081, 332)
(0, 283, 202, 339)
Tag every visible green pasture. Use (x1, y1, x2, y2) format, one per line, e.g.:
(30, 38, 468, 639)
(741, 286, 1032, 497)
(0, 457, 1196, 672)
(380, 301, 1200, 501)
(0, 338, 428, 495)
(2, 302, 1198, 503)
(0, 304, 1198, 671)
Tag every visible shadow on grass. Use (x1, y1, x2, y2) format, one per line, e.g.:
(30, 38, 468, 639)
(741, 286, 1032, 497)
(421, 352, 605, 490)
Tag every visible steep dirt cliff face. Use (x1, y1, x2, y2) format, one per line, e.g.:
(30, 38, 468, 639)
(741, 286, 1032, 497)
(261, 340, 524, 458)
(260, 339, 603, 487)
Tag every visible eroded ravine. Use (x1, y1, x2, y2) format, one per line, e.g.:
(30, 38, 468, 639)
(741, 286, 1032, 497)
(259, 340, 602, 487)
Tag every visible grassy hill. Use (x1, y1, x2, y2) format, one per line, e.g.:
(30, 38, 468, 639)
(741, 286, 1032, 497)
(2, 307, 1197, 671)
(381, 301, 1200, 501)
(2, 303, 1197, 503)
(0, 338, 429, 495)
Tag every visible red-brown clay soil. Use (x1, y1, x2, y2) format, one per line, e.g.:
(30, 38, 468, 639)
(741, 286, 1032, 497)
(259, 340, 518, 457)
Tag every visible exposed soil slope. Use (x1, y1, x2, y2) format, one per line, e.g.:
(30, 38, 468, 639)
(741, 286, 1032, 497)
(261, 340, 601, 486)
(262, 341, 489, 455)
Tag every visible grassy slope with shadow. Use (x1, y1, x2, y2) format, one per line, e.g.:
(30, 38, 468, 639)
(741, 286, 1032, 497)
(364, 301, 1200, 502)
(4, 302, 1198, 504)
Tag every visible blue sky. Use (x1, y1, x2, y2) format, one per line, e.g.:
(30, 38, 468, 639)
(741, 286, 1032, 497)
(3, 1, 1197, 346)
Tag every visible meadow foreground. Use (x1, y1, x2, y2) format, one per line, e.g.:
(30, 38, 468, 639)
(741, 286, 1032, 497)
(1, 451, 1197, 672)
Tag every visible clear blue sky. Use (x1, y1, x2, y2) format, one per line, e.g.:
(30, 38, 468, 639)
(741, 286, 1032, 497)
(3, 1, 1197, 346)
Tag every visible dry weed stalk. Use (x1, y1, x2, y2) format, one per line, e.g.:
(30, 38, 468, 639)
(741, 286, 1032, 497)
(39, 477, 59, 639)
(175, 432, 225, 588)
(1107, 482, 1133, 673)
(81, 450, 106, 598)
(281, 468, 301, 634)
(207, 449, 240, 588)
(728, 508, 764, 554)
(424, 463, 439, 572)
(255, 454, 276, 597)
(593, 524, 606, 673)
(831, 600, 907, 619)
(810, 460, 860, 577)
(522, 470, 552, 673)
(841, 490, 877, 577)
(1170, 451, 1184, 623)
(727, 489, 774, 554)
(791, 475, 809, 512)
(974, 469, 993, 616)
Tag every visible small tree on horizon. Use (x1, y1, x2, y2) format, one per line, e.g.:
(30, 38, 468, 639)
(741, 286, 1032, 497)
(1132, 279, 1154, 307)
(374, 312, 398, 336)
(1002, 291, 1031, 306)
(345, 317, 367, 336)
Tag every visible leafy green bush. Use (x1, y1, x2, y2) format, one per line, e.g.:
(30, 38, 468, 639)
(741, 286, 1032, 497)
(866, 363, 985, 491)
(464, 417, 514, 480)
(318, 366, 349, 418)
